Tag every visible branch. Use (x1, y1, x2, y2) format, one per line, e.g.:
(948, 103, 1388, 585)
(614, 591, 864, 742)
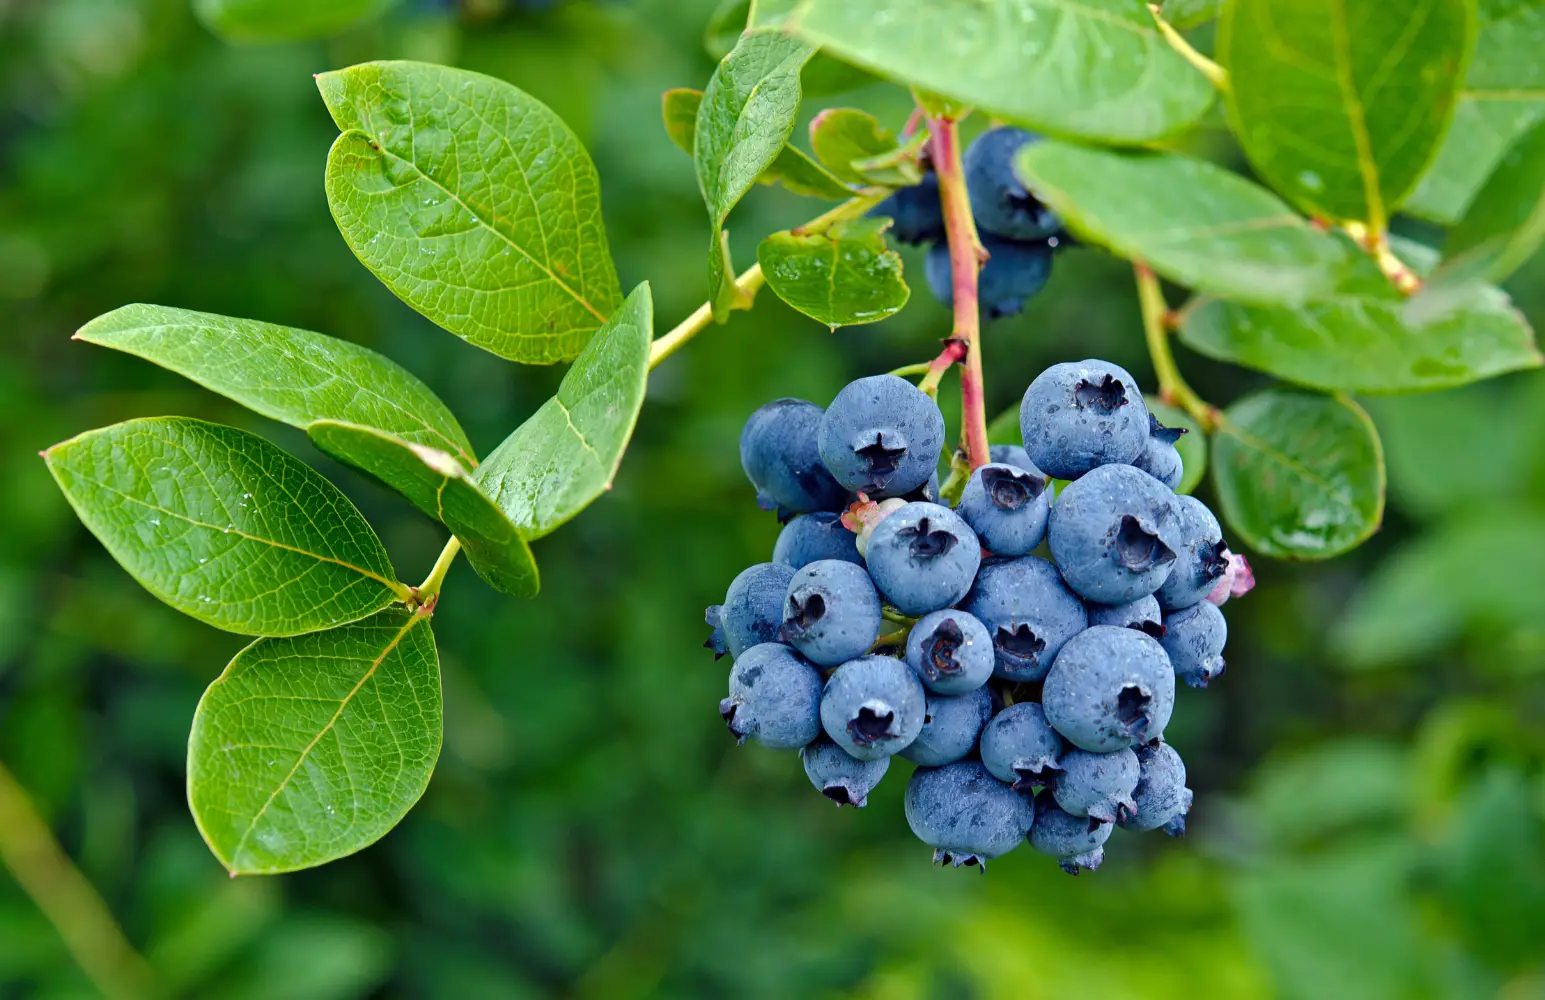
(1134, 261, 1219, 431)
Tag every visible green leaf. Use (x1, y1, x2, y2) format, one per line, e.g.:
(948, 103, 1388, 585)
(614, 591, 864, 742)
(809, 109, 897, 185)
(664, 88, 849, 200)
(44, 417, 402, 636)
(193, 0, 396, 42)
(476, 284, 652, 539)
(705, 0, 752, 58)
(1211, 389, 1385, 559)
(1218, 0, 1473, 226)
(662, 88, 701, 155)
(306, 422, 538, 599)
(986, 405, 1019, 445)
(188, 608, 440, 875)
(74, 304, 474, 462)
(1440, 117, 1545, 283)
(1015, 143, 1349, 304)
(319, 61, 622, 365)
(1407, 0, 1545, 224)
(749, 0, 798, 26)
(757, 219, 910, 328)
(786, 0, 1215, 144)
(696, 32, 816, 319)
(1159, 0, 1222, 29)
(1147, 400, 1208, 495)
(1179, 253, 1542, 392)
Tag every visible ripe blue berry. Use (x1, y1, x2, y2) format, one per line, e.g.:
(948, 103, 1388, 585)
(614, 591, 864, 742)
(1051, 747, 1140, 823)
(1030, 792, 1111, 874)
(801, 740, 890, 808)
(820, 654, 927, 761)
(963, 127, 1060, 240)
(905, 609, 994, 694)
(1132, 413, 1187, 491)
(868, 172, 944, 245)
(925, 235, 1055, 320)
(865, 502, 982, 615)
(904, 760, 1035, 869)
(900, 686, 993, 766)
(781, 559, 882, 667)
(1118, 741, 1193, 835)
(1019, 359, 1149, 479)
(819, 375, 945, 498)
(1048, 463, 1184, 604)
(773, 511, 863, 569)
(1086, 595, 1163, 635)
(988, 443, 1044, 478)
(961, 555, 1088, 682)
(1160, 599, 1227, 688)
(710, 562, 797, 658)
(1042, 625, 1176, 752)
(979, 701, 1065, 790)
(720, 643, 823, 749)
(740, 398, 847, 517)
(957, 461, 1051, 556)
(1154, 495, 1229, 611)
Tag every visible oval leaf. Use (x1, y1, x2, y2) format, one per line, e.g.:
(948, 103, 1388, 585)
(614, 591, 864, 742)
(757, 220, 910, 328)
(664, 87, 850, 200)
(319, 61, 622, 365)
(188, 608, 440, 875)
(1147, 400, 1208, 496)
(476, 284, 652, 539)
(1159, 0, 1222, 29)
(809, 108, 897, 185)
(1219, 0, 1472, 226)
(44, 417, 402, 635)
(1016, 143, 1349, 304)
(1211, 389, 1385, 560)
(787, 0, 1215, 144)
(1441, 117, 1545, 283)
(193, 0, 395, 42)
(307, 422, 538, 598)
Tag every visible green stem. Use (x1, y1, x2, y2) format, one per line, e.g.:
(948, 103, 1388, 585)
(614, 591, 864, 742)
(1147, 4, 1229, 89)
(886, 362, 933, 380)
(1134, 262, 1218, 431)
(412, 536, 462, 609)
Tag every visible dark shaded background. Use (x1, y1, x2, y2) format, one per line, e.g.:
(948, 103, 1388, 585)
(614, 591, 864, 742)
(2, 1, 1544, 997)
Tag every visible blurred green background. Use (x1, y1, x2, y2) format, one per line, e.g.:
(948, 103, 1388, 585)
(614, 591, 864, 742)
(3, 1, 1545, 997)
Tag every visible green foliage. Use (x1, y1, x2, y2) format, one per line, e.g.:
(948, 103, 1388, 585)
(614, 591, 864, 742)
(758, 219, 910, 328)
(665, 86, 850, 199)
(1159, 0, 1222, 28)
(188, 608, 440, 875)
(808, 108, 910, 186)
(1438, 118, 1545, 287)
(193, 0, 398, 42)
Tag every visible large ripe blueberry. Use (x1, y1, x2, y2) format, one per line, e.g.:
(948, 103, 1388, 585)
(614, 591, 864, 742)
(905, 609, 994, 694)
(820, 654, 927, 761)
(1132, 413, 1187, 491)
(781, 559, 881, 667)
(1042, 625, 1176, 752)
(773, 511, 863, 570)
(710, 562, 797, 658)
(925, 235, 1055, 320)
(963, 127, 1061, 241)
(1019, 359, 1149, 479)
(1030, 791, 1111, 874)
(1154, 494, 1229, 611)
(1048, 463, 1184, 604)
(719, 643, 823, 749)
(801, 740, 890, 808)
(865, 502, 982, 615)
(819, 375, 945, 498)
(961, 555, 1088, 682)
(1160, 599, 1227, 688)
(1118, 741, 1193, 835)
(900, 686, 993, 767)
(1051, 747, 1140, 824)
(957, 461, 1051, 556)
(979, 701, 1066, 790)
(868, 171, 945, 245)
(739, 398, 847, 517)
(904, 760, 1035, 869)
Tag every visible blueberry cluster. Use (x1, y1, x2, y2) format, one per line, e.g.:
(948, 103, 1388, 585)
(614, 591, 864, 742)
(710, 361, 1251, 873)
(870, 126, 1068, 320)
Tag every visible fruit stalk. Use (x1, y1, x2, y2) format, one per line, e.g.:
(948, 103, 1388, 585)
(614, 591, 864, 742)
(928, 115, 991, 470)
(412, 535, 462, 609)
(1133, 261, 1218, 431)
(916, 339, 968, 397)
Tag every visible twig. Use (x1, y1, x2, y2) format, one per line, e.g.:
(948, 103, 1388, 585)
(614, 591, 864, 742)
(1134, 262, 1218, 431)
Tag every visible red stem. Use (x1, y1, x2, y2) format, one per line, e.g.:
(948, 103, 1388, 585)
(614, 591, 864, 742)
(917, 338, 967, 396)
(928, 116, 990, 471)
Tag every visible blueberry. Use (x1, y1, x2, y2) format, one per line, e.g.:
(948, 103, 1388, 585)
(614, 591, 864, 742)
(1042, 625, 1176, 752)
(979, 701, 1065, 790)
(1132, 413, 1187, 491)
(1118, 741, 1193, 835)
(740, 398, 847, 517)
(864, 502, 982, 615)
(820, 654, 927, 760)
(925, 235, 1055, 320)
(868, 172, 944, 245)
(710, 562, 797, 658)
(1047, 463, 1184, 604)
(819, 375, 946, 498)
(960, 555, 1088, 682)
(988, 443, 1044, 479)
(719, 643, 824, 749)
(773, 512, 863, 569)
(963, 127, 1060, 240)
(781, 559, 882, 667)
(905, 609, 994, 694)
(704, 606, 728, 657)
(900, 686, 993, 766)
(957, 461, 1051, 556)
(904, 760, 1035, 869)
(1160, 599, 1227, 688)
(1051, 747, 1140, 823)
(1154, 495, 1229, 611)
(1086, 595, 1163, 636)
(1030, 792, 1111, 874)
(1019, 359, 1149, 479)
(801, 740, 890, 808)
